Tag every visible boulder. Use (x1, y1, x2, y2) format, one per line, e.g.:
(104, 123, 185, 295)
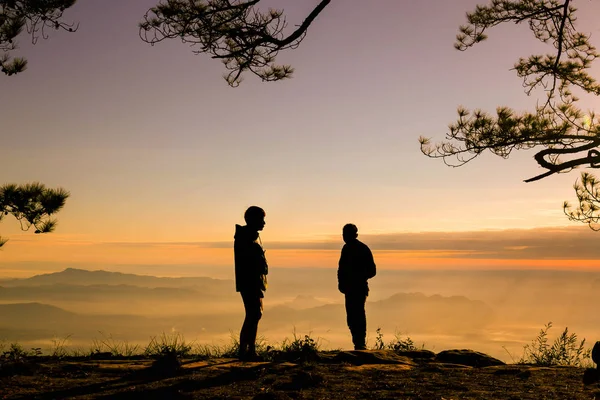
(592, 341, 600, 367)
(253, 393, 292, 400)
(395, 349, 436, 360)
(435, 349, 504, 367)
(583, 368, 599, 385)
(334, 350, 416, 366)
(149, 353, 182, 376)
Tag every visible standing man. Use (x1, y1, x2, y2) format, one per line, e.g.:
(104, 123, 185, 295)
(337, 223, 376, 350)
(234, 206, 268, 360)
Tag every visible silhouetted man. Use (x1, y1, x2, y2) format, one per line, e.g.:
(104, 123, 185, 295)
(234, 206, 268, 360)
(337, 223, 376, 350)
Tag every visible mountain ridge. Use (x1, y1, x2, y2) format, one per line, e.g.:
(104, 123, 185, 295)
(0, 268, 232, 288)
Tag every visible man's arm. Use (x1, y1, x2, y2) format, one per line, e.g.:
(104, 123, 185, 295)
(255, 243, 268, 275)
(337, 245, 347, 293)
(364, 244, 376, 280)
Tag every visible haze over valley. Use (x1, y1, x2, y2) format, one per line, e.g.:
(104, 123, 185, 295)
(1, 266, 598, 362)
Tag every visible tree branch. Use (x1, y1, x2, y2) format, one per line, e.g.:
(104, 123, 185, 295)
(268, 0, 330, 47)
(526, 142, 600, 182)
(140, 0, 331, 85)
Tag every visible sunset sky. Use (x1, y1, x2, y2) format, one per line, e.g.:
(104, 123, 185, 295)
(2, 0, 600, 278)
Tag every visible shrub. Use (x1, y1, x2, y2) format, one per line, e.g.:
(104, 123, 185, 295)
(281, 332, 321, 354)
(519, 322, 591, 367)
(2, 343, 30, 361)
(278, 330, 321, 362)
(372, 327, 420, 351)
(0, 343, 42, 377)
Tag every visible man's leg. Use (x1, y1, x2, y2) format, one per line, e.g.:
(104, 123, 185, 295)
(345, 293, 367, 350)
(240, 292, 263, 357)
(353, 293, 367, 350)
(246, 296, 263, 355)
(239, 293, 250, 357)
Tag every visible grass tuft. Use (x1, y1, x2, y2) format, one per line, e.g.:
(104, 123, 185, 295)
(144, 332, 192, 359)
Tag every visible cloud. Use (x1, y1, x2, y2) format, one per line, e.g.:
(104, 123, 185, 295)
(112, 226, 600, 260)
(359, 226, 600, 259)
(6, 226, 600, 261)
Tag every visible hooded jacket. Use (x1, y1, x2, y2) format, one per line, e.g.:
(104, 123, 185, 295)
(337, 238, 376, 296)
(234, 224, 268, 295)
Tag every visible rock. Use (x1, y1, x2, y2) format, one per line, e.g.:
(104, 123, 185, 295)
(516, 370, 531, 380)
(492, 368, 523, 376)
(395, 349, 436, 360)
(435, 349, 505, 367)
(270, 349, 319, 363)
(291, 370, 324, 388)
(253, 393, 292, 400)
(150, 353, 182, 376)
(273, 370, 325, 391)
(592, 341, 600, 367)
(425, 363, 471, 370)
(0, 359, 41, 377)
(89, 351, 113, 360)
(334, 350, 416, 366)
(583, 368, 600, 385)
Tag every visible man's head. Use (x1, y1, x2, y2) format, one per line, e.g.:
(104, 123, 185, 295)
(244, 206, 266, 231)
(342, 223, 358, 243)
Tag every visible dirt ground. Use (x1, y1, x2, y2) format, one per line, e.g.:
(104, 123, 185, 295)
(2, 351, 600, 400)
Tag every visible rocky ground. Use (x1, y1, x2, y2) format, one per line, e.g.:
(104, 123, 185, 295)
(1, 349, 599, 399)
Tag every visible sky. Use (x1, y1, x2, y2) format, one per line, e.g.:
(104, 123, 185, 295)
(2, 0, 600, 278)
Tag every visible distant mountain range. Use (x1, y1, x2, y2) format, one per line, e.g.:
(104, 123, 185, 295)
(0, 268, 232, 288)
(0, 302, 76, 321)
(0, 288, 494, 338)
(3, 268, 600, 358)
(0, 268, 511, 345)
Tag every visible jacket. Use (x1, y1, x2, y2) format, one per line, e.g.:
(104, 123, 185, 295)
(234, 224, 268, 295)
(337, 239, 376, 295)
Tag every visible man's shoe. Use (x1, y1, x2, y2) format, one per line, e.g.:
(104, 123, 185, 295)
(354, 345, 367, 351)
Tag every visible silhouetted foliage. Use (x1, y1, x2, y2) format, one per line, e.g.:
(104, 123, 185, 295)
(139, 0, 330, 86)
(138, 0, 600, 229)
(519, 322, 591, 367)
(0, 182, 69, 247)
(279, 332, 321, 362)
(373, 327, 419, 352)
(0, 0, 78, 75)
(417, 0, 600, 230)
(564, 172, 600, 230)
(419, 0, 600, 185)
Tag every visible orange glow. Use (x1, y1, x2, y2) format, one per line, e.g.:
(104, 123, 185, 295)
(2, 235, 600, 279)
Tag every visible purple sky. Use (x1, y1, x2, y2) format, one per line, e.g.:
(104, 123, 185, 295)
(3, 0, 600, 248)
